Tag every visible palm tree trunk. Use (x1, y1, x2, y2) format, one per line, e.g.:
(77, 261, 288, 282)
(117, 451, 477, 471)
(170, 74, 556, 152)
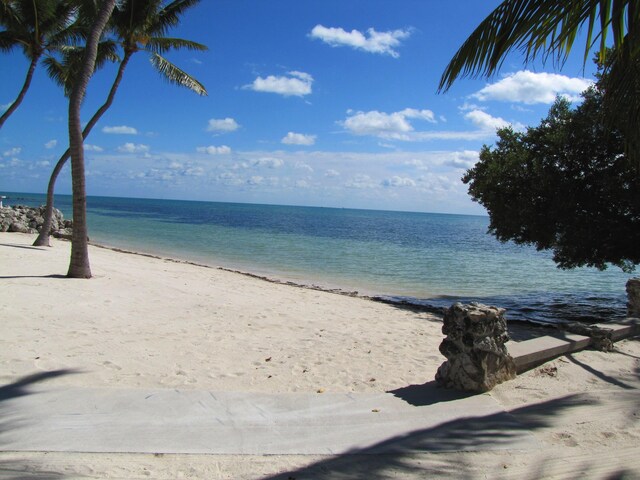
(67, 0, 117, 279)
(34, 53, 132, 247)
(0, 53, 41, 129)
(33, 150, 68, 246)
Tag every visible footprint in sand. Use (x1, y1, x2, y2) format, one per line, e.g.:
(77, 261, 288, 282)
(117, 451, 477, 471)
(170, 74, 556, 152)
(102, 360, 122, 370)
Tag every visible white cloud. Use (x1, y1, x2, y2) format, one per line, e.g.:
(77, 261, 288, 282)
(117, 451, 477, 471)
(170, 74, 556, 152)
(245, 71, 313, 97)
(382, 176, 416, 188)
(247, 175, 264, 185)
(44, 140, 57, 149)
(207, 118, 240, 133)
(342, 108, 436, 139)
(282, 132, 316, 145)
(231, 161, 250, 170)
(295, 179, 310, 188)
(84, 144, 104, 152)
(3, 147, 21, 157)
(310, 25, 411, 58)
(36, 160, 51, 167)
(217, 172, 242, 185)
(1, 102, 10, 112)
(294, 161, 314, 173)
(251, 157, 284, 169)
(441, 150, 479, 169)
(117, 143, 150, 153)
(346, 173, 376, 189)
(325, 169, 340, 177)
(404, 159, 429, 170)
(103, 125, 138, 135)
(342, 107, 520, 142)
(464, 110, 513, 131)
(184, 166, 205, 177)
(196, 145, 232, 155)
(472, 70, 593, 104)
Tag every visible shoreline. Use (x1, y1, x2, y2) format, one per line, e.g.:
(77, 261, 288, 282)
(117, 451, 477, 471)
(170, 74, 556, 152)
(3, 200, 633, 328)
(89, 240, 558, 338)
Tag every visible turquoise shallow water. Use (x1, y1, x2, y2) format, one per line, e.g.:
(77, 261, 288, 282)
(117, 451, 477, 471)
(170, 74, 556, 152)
(5, 192, 635, 325)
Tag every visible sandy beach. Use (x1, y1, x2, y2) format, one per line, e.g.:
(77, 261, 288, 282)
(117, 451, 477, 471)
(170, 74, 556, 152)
(1, 232, 639, 479)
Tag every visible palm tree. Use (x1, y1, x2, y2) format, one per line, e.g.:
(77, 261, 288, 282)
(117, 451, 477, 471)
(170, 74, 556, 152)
(0, 0, 77, 129)
(67, 0, 117, 278)
(438, 0, 640, 165)
(33, 0, 208, 247)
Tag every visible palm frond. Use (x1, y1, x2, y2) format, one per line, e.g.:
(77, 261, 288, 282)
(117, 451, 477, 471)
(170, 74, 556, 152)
(156, 0, 201, 33)
(439, 0, 639, 92)
(145, 36, 207, 54)
(149, 52, 207, 95)
(95, 39, 121, 66)
(42, 55, 69, 93)
(0, 29, 23, 52)
(0, 1, 21, 30)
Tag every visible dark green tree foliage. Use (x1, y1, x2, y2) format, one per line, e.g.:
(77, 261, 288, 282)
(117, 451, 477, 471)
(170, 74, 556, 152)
(463, 87, 640, 272)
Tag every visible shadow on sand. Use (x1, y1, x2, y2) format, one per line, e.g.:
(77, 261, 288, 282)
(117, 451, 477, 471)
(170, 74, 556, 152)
(0, 275, 67, 280)
(388, 380, 473, 407)
(0, 243, 48, 252)
(0, 370, 77, 480)
(258, 391, 635, 480)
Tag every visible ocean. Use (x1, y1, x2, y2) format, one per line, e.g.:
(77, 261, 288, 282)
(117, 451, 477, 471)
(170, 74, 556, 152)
(5, 192, 635, 326)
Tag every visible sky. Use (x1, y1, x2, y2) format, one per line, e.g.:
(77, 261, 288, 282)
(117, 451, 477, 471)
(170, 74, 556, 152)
(0, 0, 599, 215)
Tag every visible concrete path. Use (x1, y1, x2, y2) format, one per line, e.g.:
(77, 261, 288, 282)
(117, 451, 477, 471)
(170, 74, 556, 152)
(1, 320, 636, 458)
(0, 385, 538, 455)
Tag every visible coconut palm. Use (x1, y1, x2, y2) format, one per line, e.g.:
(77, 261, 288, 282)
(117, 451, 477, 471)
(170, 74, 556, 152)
(438, 0, 640, 165)
(0, 0, 78, 129)
(33, 0, 208, 247)
(67, 0, 117, 278)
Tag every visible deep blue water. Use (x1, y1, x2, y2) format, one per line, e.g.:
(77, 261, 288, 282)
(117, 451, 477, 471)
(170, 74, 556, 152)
(4, 192, 636, 325)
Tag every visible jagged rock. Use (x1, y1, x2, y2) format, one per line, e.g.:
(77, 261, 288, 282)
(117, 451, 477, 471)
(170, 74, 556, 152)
(0, 205, 72, 238)
(436, 302, 516, 392)
(627, 278, 640, 319)
(9, 222, 29, 233)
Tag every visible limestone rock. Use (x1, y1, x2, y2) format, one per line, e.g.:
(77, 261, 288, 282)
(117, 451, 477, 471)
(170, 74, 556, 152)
(0, 205, 72, 238)
(9, 222, 29, 233)
(435, 302, 516, 392)
(627, 278, 640, 319)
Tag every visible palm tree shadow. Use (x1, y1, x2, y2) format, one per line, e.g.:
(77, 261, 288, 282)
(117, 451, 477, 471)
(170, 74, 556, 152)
(258, 393, 619, 480)
(0, 370, 77, 402)
(0, 275, 67, 280)
(565, 353, 637, 388)
(0, 370, 78, 480)
(0, 243, 48, 251)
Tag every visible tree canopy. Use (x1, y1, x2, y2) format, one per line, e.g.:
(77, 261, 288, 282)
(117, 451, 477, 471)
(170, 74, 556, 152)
(463, 82, 640, 272)
(0, 0, 78, 128)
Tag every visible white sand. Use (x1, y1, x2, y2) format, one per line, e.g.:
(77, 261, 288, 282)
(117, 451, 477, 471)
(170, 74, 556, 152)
(1, 232, 639, 479)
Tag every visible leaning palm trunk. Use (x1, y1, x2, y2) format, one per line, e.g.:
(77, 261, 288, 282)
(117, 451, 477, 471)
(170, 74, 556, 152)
(34, 53, 132, 247)
(0, 53, 41, 129)
(67, 0, 116, 279)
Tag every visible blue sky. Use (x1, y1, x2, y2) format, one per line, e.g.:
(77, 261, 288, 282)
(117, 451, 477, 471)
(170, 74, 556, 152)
(1, 0, 598, 214)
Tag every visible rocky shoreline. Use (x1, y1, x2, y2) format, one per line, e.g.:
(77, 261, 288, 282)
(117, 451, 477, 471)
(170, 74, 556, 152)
(0, 205, 73, 238)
